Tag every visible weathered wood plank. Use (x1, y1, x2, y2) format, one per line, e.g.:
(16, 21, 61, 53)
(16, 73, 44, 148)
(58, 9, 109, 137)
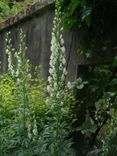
(0, 0, 115, 81)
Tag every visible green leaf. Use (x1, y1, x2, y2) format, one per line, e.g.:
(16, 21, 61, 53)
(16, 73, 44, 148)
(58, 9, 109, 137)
(70, 0, 81, 14)
(104, 92, 116, 98)
(81, 8, 92, 27)
(77, 122, 97, 134)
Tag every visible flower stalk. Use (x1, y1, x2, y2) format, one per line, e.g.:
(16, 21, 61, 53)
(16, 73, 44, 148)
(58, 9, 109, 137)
(45, 0, 75, 155)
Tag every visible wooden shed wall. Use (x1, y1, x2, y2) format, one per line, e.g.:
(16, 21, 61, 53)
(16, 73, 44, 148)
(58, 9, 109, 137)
(0, 0, 114, 81)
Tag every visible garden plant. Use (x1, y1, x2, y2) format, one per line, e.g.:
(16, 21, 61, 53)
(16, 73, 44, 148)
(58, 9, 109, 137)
(0, 0, 76, 155)
(0, 0, 117, 156)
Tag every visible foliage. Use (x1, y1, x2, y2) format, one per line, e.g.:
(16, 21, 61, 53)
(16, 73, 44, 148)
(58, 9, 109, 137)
(55, 3, 117, 154)
(0, 30, 47, 155)
(0, 0, 39, 22)
(70, 56, 117, 155)
(60, 0, 117, 57)
(0, 6, 76, 155)
(1, 1, 117, 155)
(60, 0, 117, 30)
(102, 130, 117, 156)
(38, 0, 75, 155)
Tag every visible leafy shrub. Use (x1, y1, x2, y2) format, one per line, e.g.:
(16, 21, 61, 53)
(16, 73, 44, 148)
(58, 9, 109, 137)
(0, 0, 39, 22)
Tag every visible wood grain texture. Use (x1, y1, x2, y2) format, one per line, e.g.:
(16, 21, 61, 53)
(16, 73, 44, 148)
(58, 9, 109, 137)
(0, 0, 114, 81)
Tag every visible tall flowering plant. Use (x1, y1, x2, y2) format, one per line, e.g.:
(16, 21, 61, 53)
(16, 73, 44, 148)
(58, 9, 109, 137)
(0, 30, 48, 155)
(47, 1, 67, 114)
(44, 0, 75, 155)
